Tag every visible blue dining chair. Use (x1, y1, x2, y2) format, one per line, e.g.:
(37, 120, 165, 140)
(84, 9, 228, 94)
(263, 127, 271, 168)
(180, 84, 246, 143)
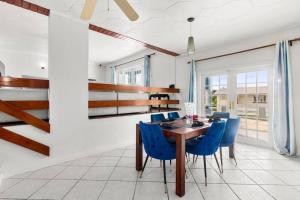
(168, 112, 180, 121)
(219, 117, 240, 172)
(139, 121, 176, 193)
(213, 112, 230, 119)
(151, 113, 166, 122)
(186, 121, 226, 186)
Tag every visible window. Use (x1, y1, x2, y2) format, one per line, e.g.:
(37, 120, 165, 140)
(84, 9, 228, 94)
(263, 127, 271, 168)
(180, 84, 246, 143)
(116, 66, 144, 86)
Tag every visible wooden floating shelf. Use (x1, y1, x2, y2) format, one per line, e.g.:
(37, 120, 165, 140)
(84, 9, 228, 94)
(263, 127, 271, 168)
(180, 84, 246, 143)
(5, 101, 49, 110)
(89, 83, 180, 93)
(0, 77, 49, 89)
(89, 100, 179, 108)
(1, 77, 180, 93)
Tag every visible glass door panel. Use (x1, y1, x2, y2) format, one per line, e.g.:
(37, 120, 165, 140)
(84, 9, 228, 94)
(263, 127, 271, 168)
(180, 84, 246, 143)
(235, 70, 270, 143)
(203, 74, 229, 116)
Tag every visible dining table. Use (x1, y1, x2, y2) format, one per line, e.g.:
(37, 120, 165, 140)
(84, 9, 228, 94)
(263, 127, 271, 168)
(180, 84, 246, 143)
(135, 118, 235, 197)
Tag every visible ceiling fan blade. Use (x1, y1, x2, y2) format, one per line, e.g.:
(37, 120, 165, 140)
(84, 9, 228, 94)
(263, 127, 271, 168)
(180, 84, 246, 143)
(80, 0, 98, 20)
(113, 0, 139, 21)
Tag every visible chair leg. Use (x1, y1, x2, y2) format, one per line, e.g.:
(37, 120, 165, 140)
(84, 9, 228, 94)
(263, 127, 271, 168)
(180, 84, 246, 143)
(214, 153, 222, 174)
(232, 152, 238, 166)
(163, 160, 168, 194)
(203, 156, 207, 186)
(219, 147, 223, 173)
(140, 155, 149, 178)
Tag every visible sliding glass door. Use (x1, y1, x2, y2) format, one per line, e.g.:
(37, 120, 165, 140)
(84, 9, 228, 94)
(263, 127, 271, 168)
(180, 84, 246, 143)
(202, 67, 272, 146)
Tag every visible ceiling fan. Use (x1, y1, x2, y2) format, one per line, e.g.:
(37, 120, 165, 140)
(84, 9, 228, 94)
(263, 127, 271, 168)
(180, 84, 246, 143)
(80, 0, 139, 21)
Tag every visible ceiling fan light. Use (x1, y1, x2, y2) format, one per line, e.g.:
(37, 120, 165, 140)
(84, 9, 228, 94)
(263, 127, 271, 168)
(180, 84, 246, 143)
(187, 36, 195, 55)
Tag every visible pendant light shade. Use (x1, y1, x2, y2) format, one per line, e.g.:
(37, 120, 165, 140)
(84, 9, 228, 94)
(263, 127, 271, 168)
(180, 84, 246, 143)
(187, 36, 195, 55)
(187, 17, 195, 55)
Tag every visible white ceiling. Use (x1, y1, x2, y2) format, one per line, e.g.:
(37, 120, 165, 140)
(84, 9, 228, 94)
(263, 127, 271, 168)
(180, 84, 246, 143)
(1, 0, 300, 62)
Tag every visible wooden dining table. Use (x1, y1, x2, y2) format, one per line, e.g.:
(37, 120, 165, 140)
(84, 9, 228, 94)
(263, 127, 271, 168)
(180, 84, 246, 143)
(135, 119, 212, 197)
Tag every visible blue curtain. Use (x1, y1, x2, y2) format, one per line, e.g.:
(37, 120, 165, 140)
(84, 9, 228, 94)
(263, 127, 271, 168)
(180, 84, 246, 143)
(111, 66, 116, 84)
(188, 60, 197, 114)
(273, 40, 296, 156)
(144, 55, 150, 87)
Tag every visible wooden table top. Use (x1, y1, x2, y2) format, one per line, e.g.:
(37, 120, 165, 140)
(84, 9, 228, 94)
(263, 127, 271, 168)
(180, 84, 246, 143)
(161, 119, 211, 139)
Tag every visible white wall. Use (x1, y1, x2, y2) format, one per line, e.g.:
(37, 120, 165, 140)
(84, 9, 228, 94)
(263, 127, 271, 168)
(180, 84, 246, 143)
(176, 26, 300, 154)
(106, 49, 177, 88)
(0, 13, 179, 178)
(0, 49, 48, 78)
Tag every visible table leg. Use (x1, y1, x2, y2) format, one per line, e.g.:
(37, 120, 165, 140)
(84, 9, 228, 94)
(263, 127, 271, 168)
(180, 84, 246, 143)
(136, 124, 143, 171)
(229, 143, 235, 159)
(176, 134, 185, 197)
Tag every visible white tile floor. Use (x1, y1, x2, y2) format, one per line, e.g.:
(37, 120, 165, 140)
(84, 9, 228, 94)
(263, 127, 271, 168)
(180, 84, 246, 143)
(1, 143, 300, 200)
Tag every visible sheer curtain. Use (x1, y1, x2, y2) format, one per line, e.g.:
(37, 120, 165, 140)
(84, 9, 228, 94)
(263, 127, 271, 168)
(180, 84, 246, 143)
(188, 60, 197, 114)
(144, 55, 150, 87)
(272, 40, 296, 156)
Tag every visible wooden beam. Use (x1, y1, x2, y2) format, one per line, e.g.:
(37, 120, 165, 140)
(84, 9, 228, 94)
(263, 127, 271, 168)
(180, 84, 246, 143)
(0, 77, 49, 89)
(89, 83, 180, 93)
(0, 127, 49, 156)
(4, 101, 49, 110)
(0, 100, 50, 133)
(89, 100, 179, 108)
(1, 0, 50, 16)
(89, 24, 180, 57)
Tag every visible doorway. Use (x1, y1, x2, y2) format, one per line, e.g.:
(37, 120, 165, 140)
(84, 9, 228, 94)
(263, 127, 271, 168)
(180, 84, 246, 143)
(201, 67, 273, 146)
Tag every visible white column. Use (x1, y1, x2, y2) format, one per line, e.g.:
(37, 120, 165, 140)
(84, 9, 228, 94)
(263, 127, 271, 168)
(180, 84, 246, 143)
(48, 12, 89, 155)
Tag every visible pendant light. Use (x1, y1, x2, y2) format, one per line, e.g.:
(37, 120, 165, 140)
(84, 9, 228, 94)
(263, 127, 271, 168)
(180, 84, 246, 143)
(187, 17, 195, 55)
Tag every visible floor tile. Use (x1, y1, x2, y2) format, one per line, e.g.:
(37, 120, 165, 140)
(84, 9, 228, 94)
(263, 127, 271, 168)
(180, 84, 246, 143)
(199, 184, 239, 200)
(123, 149, 136, 157)
(269, 170, 300, 185)
(110, 167, 138, 181)
(236, 160, 262, 170)
(0, 179, 47, 199)
(71, 156, 99, 167)
(190, 168, 224, 184)
(168, 183, 204, 200)
(29, 179, 76, 199)
(9, 171, 32, 179)
(94, 157, 120, 167)
(82, 166, 114, 180)
(261, 185, 300, 200)
(243, 170, 285, 185)
(117, 157, 136, 167)
(63, 180, 106, 200)
(134, 182, 168, 200)
(221, 169, 255, 184)
(210, 158, 238, 170)
(230, 185, 274, 200)
(0, 179, 22, 193)
(100, 149, 125, 157)
(99, 181, 136, 200)
(29, 165, 66, 179)
(55, 166, 90, 180)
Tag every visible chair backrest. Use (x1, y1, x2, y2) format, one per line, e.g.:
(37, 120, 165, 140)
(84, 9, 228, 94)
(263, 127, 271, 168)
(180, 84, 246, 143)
(151, 113, 166, 122)
(190, 121, 226, 156)
(220, 117, 240, 147)
(213, 112, 230, 119)
(168, 112, 180, 120)
(139, 122, 174, 160)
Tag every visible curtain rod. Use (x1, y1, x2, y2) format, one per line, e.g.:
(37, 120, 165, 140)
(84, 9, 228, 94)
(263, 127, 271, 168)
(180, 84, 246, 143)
(187, 37, 300, 64)
(113, 53, 155, 68)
